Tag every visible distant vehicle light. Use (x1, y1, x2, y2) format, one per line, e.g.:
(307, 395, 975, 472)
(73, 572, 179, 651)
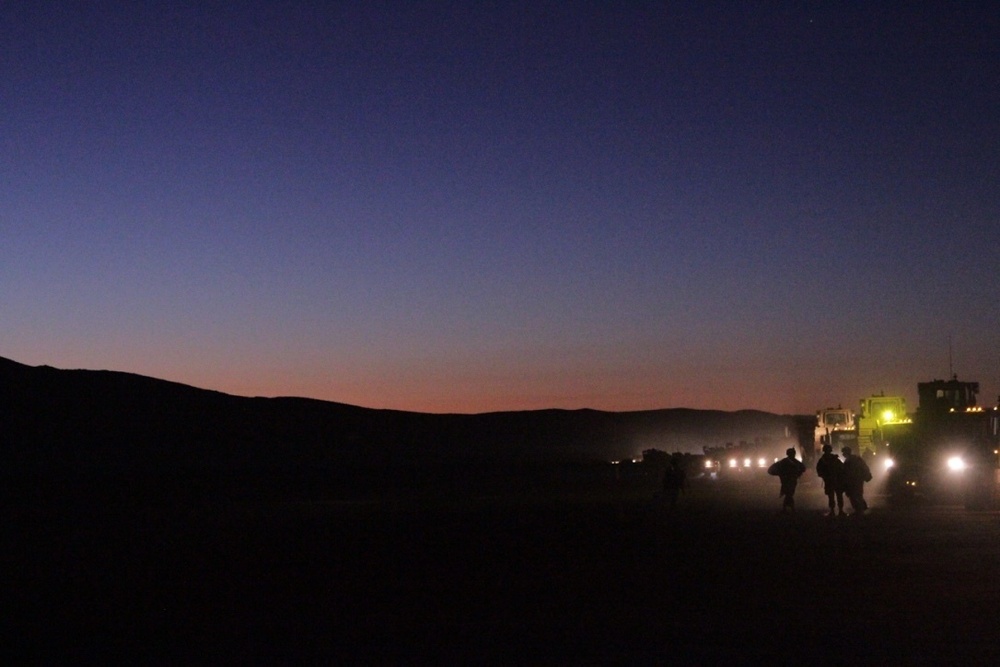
(947, 456, 967, 472)
(743, 458, 752, 468)
(729, 459, 738, 468)
(883, 458, 895, 470)
(757, 457, 767, 467)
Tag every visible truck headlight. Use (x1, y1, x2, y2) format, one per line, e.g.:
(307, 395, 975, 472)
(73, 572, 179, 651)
(883, 458, 895, 470)
(947, 456, 967, 472)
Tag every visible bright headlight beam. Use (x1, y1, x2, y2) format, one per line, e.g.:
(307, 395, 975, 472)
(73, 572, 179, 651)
(947, 456, 967, 472)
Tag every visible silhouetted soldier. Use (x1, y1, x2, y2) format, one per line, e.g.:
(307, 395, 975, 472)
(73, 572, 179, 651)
(661, 453, 686, 512)
(767, 448, 806, 513)
(841, 446, 872, 515)
(815, 444, 845, 516)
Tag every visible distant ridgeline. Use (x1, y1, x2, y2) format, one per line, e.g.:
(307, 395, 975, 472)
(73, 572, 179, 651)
(0, 356, 795, 495)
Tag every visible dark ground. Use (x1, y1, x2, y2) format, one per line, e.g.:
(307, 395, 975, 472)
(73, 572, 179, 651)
(6, 469, 1000, 664)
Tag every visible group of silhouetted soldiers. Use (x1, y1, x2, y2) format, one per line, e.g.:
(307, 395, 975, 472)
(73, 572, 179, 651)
(768, 445, 872, 515)
(660, 444, 873, 516)
(815, 444, 872, 516)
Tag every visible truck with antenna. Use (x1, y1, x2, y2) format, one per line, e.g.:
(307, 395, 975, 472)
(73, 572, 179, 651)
(884, 376, 1000, 509)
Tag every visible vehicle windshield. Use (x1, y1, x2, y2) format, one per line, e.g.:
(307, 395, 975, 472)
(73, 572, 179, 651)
(826, 412, 848, 426)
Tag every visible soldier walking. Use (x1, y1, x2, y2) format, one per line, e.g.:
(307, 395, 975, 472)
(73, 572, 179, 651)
(815, 444, 845, 516)
(661, 453, 687, 512)
(841, 446, 872, 515)
(768, 448, 806, 513)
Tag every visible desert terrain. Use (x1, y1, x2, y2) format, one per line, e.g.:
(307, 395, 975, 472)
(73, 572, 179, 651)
(7, 466, 1000, 664)
(4, 358, 998, 662)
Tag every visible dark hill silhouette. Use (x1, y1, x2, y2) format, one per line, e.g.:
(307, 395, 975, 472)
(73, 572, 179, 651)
(0, 356, 797, 499)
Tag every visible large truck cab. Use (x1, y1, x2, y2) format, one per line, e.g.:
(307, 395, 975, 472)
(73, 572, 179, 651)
(814, 406, 856, 456)
(889, 377, 1000, 508)
(917, 376, 980, 414)
(857, 394, 910, 458)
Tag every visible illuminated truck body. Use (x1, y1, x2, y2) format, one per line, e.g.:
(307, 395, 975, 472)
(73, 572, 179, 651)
(856, 394, 910, 458)
(814, 406, 857, 457)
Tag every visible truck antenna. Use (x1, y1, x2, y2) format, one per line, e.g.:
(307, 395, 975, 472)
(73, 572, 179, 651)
(948, 334, 953, 379)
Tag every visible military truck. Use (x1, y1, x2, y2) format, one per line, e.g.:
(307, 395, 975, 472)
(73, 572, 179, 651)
(856, 393, 911, 458)
(704, 438, 790, 478)
(884, 377, 1000, 509)
(814, 406, 857, 457)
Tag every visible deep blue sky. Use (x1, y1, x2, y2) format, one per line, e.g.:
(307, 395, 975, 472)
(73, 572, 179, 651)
(3, 2, 998, 414)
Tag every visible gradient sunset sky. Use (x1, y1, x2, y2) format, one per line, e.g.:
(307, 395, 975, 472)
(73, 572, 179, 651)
(3, 2, 998, 414)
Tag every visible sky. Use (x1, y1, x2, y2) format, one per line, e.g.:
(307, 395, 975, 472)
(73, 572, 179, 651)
(2, 2, 998, 415)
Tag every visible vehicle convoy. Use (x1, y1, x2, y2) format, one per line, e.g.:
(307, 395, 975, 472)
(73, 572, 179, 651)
(883, 377, 1000, 509)
(815, 395, 909, 462)
(815, 378, 999, 508)
(704, 437, 792, 477)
